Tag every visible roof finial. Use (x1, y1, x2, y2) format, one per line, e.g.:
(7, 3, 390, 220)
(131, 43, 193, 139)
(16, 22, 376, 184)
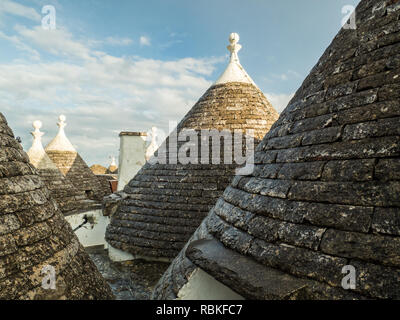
(30, 120, 45, 152)
(32, 120, 44, 143)
(214, 32, 255, 86)
(58, 115, 67, 130)
(228, 33, 241, 63)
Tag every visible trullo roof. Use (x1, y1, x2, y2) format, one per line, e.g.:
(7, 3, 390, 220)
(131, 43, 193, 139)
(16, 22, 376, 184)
(105, 33, 279, 260)
(45, 115, 110, 201)
(153, 0, 400, 300)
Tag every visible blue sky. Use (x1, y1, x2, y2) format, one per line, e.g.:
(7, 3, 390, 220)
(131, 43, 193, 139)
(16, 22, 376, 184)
(0, 0, 360, 166)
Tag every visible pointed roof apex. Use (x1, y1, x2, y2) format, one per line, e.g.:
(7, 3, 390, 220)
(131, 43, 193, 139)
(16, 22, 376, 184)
(32, 120, 44, 143)
(110, 156, 117, 167)
(45, 115, 77, 152)
(27, 120, 59, 170)
(108, 155, 118, 174)
(214, 33, 256, 86)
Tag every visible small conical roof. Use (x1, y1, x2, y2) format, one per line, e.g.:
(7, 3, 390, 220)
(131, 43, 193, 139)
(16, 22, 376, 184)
(0, 112, 113, 299)
(91, 164, 107, 175)
(106, 33, 279, 260)
(45, 115, 110, 201)
(153, 0, 400, 300)
(27, 121, 101, 215)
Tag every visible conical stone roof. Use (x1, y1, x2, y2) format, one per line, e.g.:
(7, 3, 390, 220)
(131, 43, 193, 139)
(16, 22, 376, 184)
(0, 112, 113, 299)
(105, 33, 279, 260)
(27, 121, 101, 215)
(45, 115, 109, 201)
(153, 0, 400, 300)
(91, 164, 107, 175)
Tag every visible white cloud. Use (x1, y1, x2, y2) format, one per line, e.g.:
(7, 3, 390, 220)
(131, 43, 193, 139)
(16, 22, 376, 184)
(0, 30, 41, 60)
(104, 37, 133, 46)
(90, 37, 133, 47)
(0, 10, 289, 166)
(265, 70, 302, 82)
(140, 35, 151, 46)
(15, 25, 94, 61)
(0, 0, 41, 21)
(265, 93, 295, 113)
(0, 25, 221, 165)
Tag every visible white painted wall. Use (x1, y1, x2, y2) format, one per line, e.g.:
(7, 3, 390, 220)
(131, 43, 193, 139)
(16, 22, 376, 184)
(178, 268, 245, 300)
(117, 132, 147, 191)
(108, 245, 135, 262)
(108, 245, 171, 262)
(65, 209, 110, 248)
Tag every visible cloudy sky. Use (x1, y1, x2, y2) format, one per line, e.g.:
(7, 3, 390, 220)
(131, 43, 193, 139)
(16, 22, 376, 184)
(0, 0, 360, 166)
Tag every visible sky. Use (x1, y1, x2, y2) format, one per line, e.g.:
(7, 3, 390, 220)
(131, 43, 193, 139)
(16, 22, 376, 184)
(0, 0, 360, 166)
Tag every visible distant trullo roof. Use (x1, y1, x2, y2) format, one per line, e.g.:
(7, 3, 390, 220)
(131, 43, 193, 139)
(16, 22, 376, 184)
(0, 112, 113, 299)
(105, 33, 279, 260)
(90, 164, 108, 175)
(153, 0, 400, 300)
(27, 120, 100, 215)
(45, 115, 110, 201)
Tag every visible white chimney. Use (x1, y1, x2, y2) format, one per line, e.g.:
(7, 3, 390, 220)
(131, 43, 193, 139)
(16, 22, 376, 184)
(117, 131, 147, 191)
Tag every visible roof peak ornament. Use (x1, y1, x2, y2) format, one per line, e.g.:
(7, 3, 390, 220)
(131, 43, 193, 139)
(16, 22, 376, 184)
(58, 114, 67, 130)
(228, 32, 241, 64)
(110, 156, 117, 167)
(214, 32, 256, 86)
(31, 120, 44, 148)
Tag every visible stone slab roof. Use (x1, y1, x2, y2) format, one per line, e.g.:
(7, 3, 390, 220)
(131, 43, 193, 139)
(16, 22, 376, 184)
(153, 0, 400, 300)
(0, 112, 113, 299)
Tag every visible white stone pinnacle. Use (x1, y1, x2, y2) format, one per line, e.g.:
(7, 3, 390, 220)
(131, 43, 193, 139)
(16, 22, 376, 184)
(31, 120, 44, 146)
(45, 115, 77, 152)
(58, 114, 67, 129)
(214, 33, 256, 86)
(110, 156, 117, 167)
